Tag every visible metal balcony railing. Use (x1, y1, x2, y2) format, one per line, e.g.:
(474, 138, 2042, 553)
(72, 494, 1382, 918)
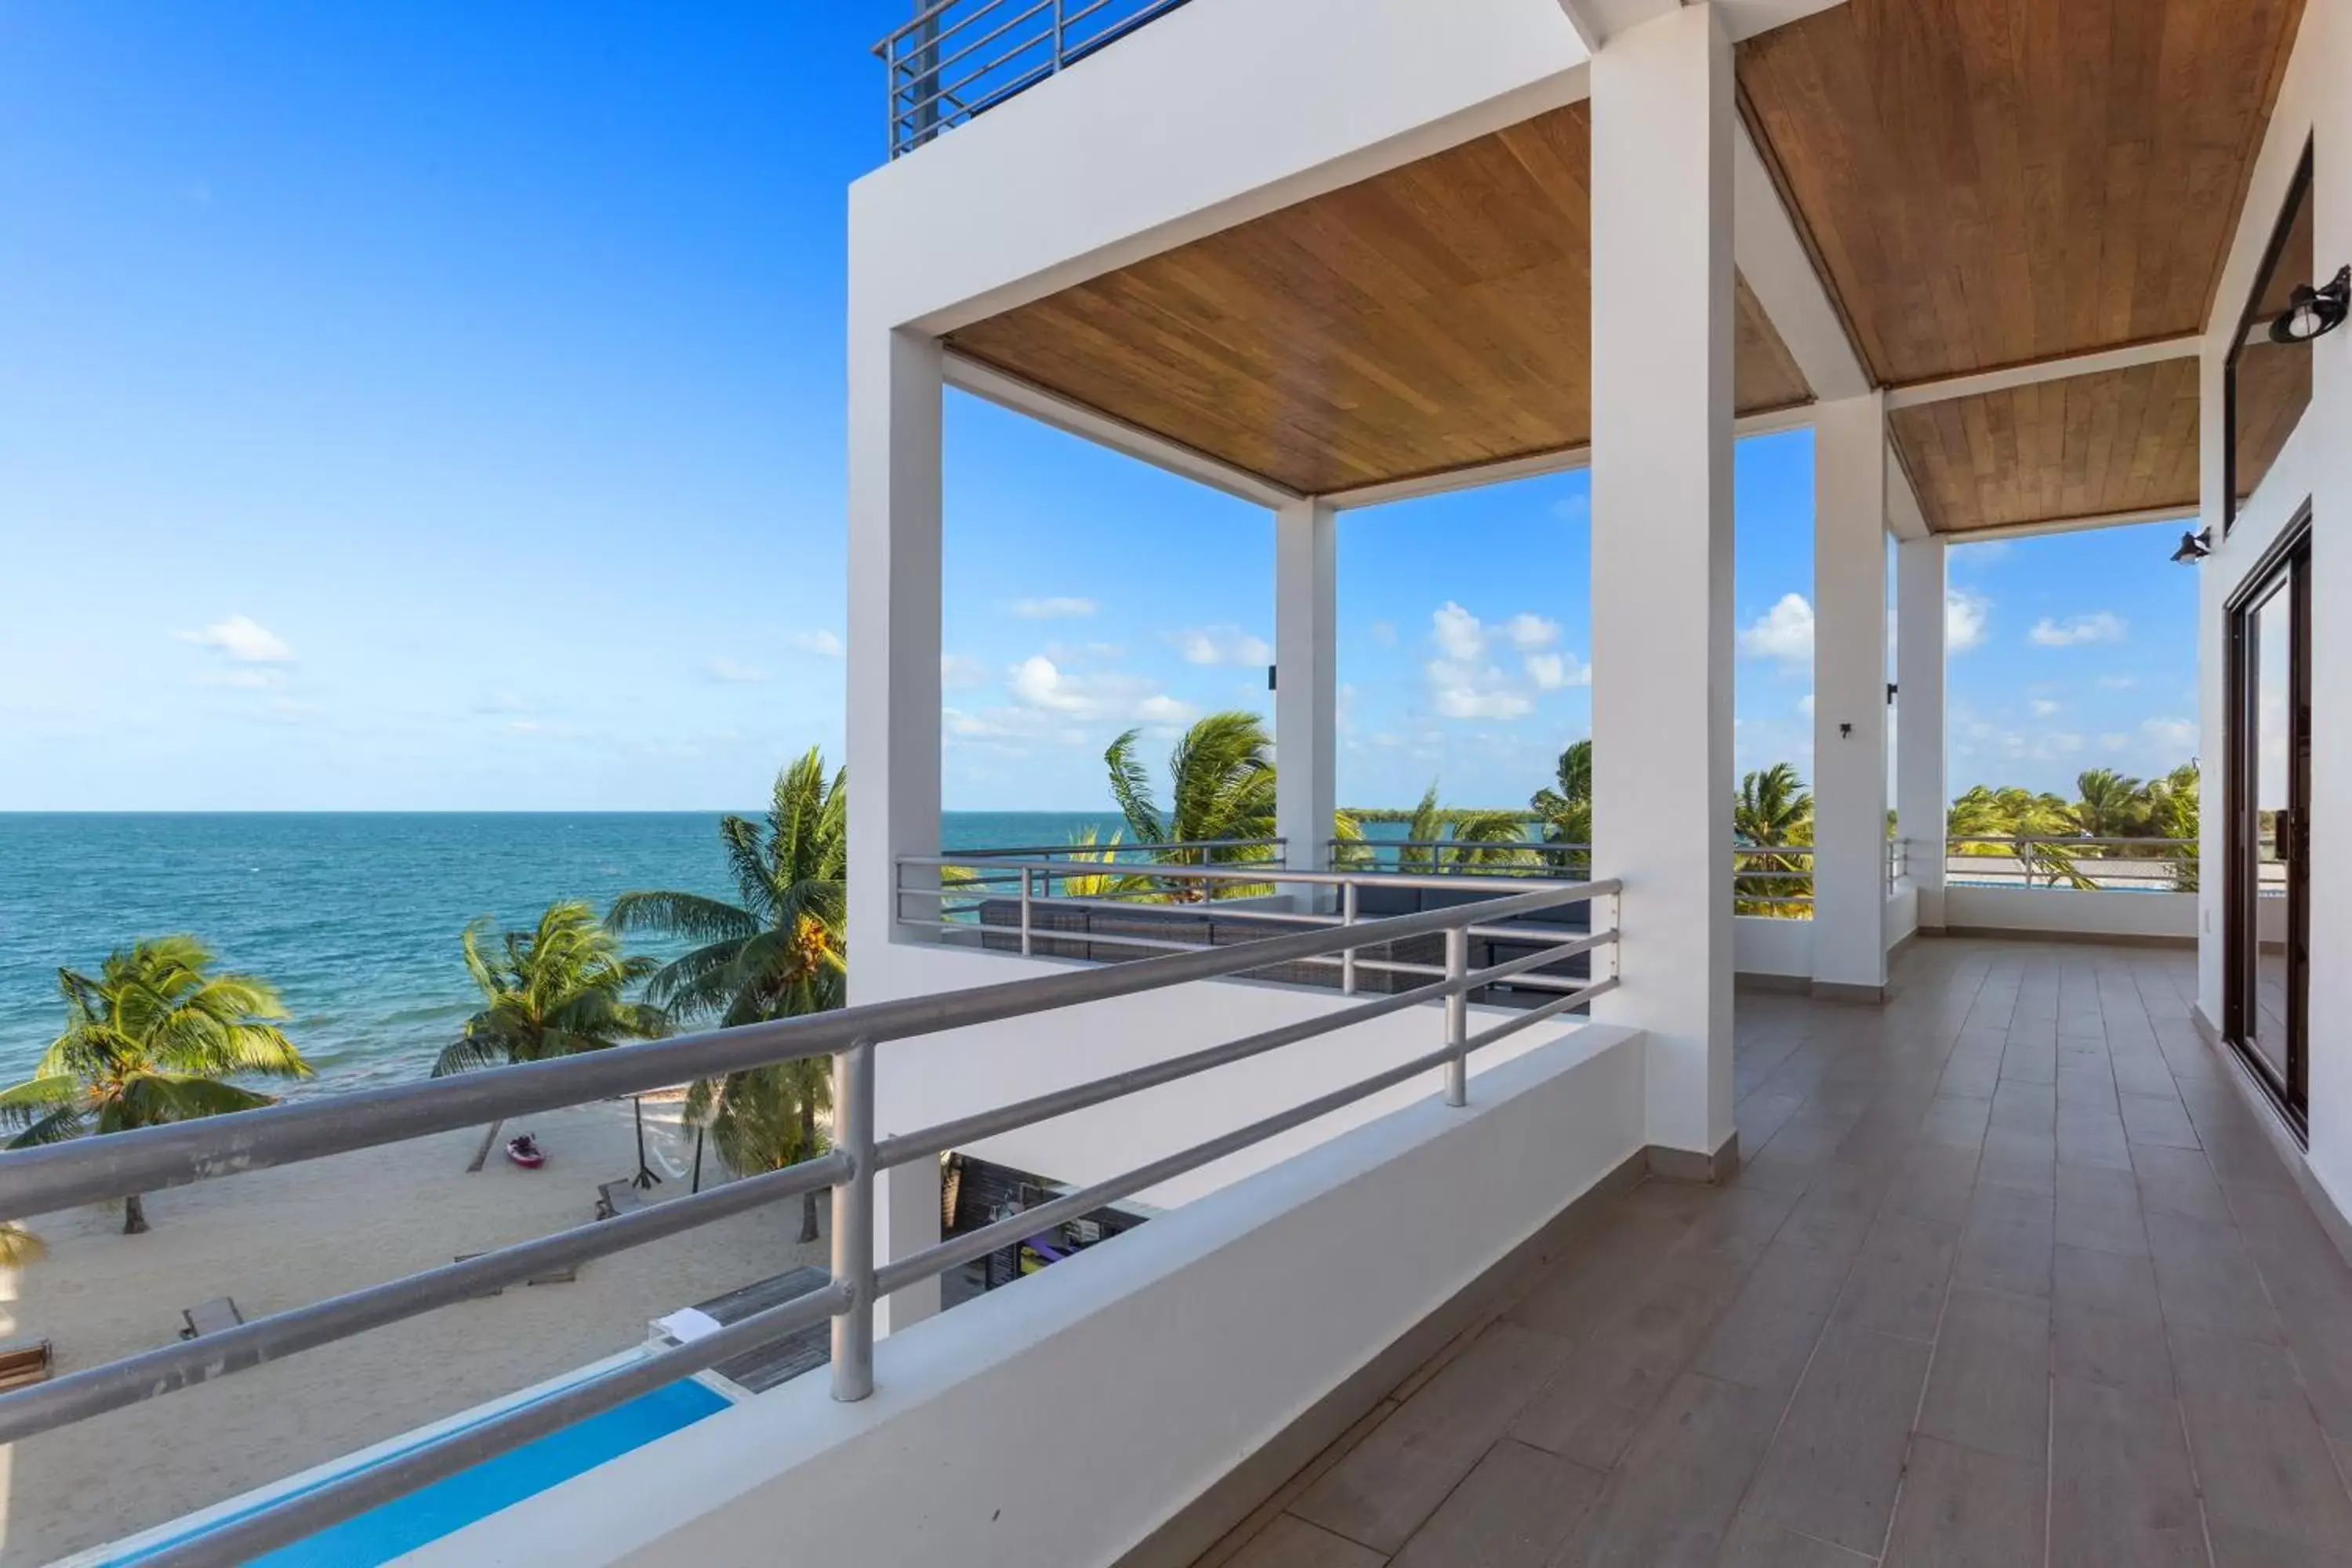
(0, 875, 1618, 1568)
(1945, 836, 2199, 892)
(874, 0, 1194, 157)
(902, 846, 1618, 1003)
(1733, 843, 1813, 913)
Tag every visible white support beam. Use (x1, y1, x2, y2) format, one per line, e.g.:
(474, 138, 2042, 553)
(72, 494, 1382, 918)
(845, 324, 947, 1334)
(1561, 0, 1846, 47)
(1733, 119, 1870, 402)
(1887, 448, 1931, 542)
(944, 353, 1301, 510)
(1588, 1, 1737, 1173)
(1883, 336, 2204, 411)
(1811, 394, 1892, 997)
(1896, 535, 1948, 931)
(1274, 499, 1338, 885)
(1933, 504, 2199, 545)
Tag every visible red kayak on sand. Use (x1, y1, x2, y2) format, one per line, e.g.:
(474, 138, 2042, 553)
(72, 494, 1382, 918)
(505, 1134, 545, 1169)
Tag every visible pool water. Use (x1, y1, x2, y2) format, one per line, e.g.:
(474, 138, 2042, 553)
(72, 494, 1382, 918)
(116, 1379, 731, 1566)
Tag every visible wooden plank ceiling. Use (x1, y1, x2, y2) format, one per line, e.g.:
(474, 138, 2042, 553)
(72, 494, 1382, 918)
(1739, 0, 2307, 532)
(947, 103, 1813, 497)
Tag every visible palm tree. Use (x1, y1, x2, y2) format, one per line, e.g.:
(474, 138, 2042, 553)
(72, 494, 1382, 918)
(681, 1062, 833, 1243)
(2072, 768, 2148, 838)
(1948, 786, 2093, 889)
(609, 750, 848, 1240)
(0, 1225, 44, 1267)
(2140, 763, 2201, 891)
(1104, 711, 1279, 900)
(0, 936, 310, 1233)
(1733, 764, 1815, 916)
(434, 902, 667, 1173)
(1396, 783, 1535, 874)
(1530, 739, 1593, 874)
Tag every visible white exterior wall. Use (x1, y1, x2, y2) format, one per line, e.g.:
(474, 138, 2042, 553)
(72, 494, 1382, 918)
(426, 1027, 1647, 1568)
(1944, 887, 2198, 945)
(2194, 0, 2350, 1214)
(1810, 395, 1891, 992)
(1895, 535, 1948, 928)
(1734, 915, 1813, 980)
(1588, 3, 1737, 1163)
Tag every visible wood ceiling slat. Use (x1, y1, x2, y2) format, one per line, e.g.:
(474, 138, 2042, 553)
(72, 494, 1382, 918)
(1739, 0, 2307, 386)
(1890, 358, 2202, 532)
(946, 103, 1813, 496)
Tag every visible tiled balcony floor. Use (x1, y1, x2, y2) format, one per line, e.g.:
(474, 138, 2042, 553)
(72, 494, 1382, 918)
(1197, 938, 2352, 1567)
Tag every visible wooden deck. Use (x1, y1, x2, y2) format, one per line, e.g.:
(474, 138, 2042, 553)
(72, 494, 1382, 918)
(1197, 937, 2352, 1567)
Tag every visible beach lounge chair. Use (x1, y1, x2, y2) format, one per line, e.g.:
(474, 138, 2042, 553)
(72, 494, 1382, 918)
(595, 1181, 644, 1221)
(0, 1337, 52, 1392)
(178, 1298, 243, 1339)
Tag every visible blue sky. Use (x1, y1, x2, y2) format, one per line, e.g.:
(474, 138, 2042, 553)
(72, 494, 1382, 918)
(0, 3, 2200, 815)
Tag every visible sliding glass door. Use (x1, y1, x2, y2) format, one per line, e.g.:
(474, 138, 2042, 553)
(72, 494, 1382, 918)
(2226, 516, 2311, 1129)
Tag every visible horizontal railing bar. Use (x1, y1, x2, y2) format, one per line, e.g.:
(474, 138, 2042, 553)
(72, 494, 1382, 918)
(877, 0, 1013, 54)
(0, 879, 1610, 1221)
(1331, 839, 1584, 851)
(876, 1039, 1462, 1297)
(950, 837, 1283, 858)
(904, 855, 1607, 897)
(1947, 837, 2196, 848)
(873, 972, 1461, 1171)
(872, 926, 1617, 1171)
(893, 0, 1054, 89)
(0, 1149, 850, 1448)
(134, 1279, 852, 1568)
(894, 45, 1057, 131)
(1461, 976, 1621, 1054)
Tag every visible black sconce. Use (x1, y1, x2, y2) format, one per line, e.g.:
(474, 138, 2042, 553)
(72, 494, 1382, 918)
(2170, 527, 2212, 564)
(2270, 265, 2350, 344)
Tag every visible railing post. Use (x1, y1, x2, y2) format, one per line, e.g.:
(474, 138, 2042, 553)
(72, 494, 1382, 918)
(1341, 879, 1358, 996)
(1443, 927, 1468, 1108)
(830, 1037, 877, 1402)
(1019, 866, 1033, 957)
(1052, 0, 1066, 71)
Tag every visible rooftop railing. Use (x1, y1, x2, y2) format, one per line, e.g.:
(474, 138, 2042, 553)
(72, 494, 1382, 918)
(0, 874, 1617, 1567)
(1946, 836, 2199, 892)
(874, 0, 1194, 157)
(901, 848, 1617, 1004)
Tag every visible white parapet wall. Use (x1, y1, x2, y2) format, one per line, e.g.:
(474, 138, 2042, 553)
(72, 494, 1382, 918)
(419, 1025, 1647, 1568)
(1734, 913, 1813, 980)
(1945, 887, 2197, 944)
(868, 940, 1600, 1207)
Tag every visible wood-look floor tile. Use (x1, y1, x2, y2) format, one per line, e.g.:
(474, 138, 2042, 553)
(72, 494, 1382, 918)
(2053, 1297, 2176, 1396)
(1831, 1211, 1960, 1342)
(1744, 1323, 1933, 1554)
(1955, 1181, 2054, 1298)
(2182, 1389, 2352, 1548)
(2049, 1377, 2205, 1568)
(2131, 1145, 2230, 1222)
(1881, 1435, 2046, 1568)
(1715, 1513, 1876, 1567)
(2054, 1164, 2150, 1257)
(2053, 1242, 2161, 1323)
(1387, 1439, 1601, 1568)
(1782, 1160, 1887, 1258)
(2143, 1209, 2281, 1340)
(1917, 1285, 2051, 1464)
(1225, 1515, 1388, 1568)
(1291, 1323, 1572, 1553)
(1555, 1373, 1783, 1568)
(2169, 1323, 2305, 1403)
(2207, 1519, 2352, 1568)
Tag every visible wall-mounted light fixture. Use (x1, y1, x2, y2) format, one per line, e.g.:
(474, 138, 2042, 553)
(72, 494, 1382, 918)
(2269, 264, 2350, 344)
(2170, 527, 2212, 564)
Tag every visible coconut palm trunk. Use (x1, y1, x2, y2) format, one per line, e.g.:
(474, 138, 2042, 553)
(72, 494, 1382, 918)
(466, 1118, 505, 1173)
(122, 1192, 148, 1236)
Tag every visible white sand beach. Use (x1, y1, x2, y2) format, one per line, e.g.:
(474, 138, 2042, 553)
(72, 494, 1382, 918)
(0, 1099, 829, 1566)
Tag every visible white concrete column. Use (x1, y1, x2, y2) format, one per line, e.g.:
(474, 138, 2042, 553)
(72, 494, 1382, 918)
(1810, 396, 1892, 996)
(1275, 497, 1337, 884)
(845, 322, 945, 1331)
(1895, 533, 1949, 931)
(1588, 2, 1737, 1174)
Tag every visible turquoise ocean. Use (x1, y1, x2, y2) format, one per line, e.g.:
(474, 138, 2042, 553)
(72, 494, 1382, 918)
(0, 812, 1124, 1096)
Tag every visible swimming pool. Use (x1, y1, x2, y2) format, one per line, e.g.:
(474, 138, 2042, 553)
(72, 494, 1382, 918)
(92, 1369, 732, 1566)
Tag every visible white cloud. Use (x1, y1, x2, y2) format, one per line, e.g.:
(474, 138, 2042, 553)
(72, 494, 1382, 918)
(1523, 651, 1590, 691)
(1002, 655, 1195, 730)
(1426, 659, 1533, 720)
(183, 615, 292, 663)
(2030, 699, 2060, 717)
(2029, 612, 2127, 647)
(1175, 625, 1272, 667)
(1369, 620, 1398, 648)
(1135, 695, 1196, 724)
(1945, 590, 1989, 653)
(1798, 693, 1816, 718)
(2142, 716, 2198, 753)
(1501, 613, 1559, 652)
(1737, 593, 1815, 662)
(2099, 731, 2132, 751)
(1009, 597, 1096, 619)
(787, 630, 844, 658)
(703, 657, 770, 683)
(1432, 602, 1486, 661)
(2098, 674, 2136, 689)
(940, 652, 988, 688)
